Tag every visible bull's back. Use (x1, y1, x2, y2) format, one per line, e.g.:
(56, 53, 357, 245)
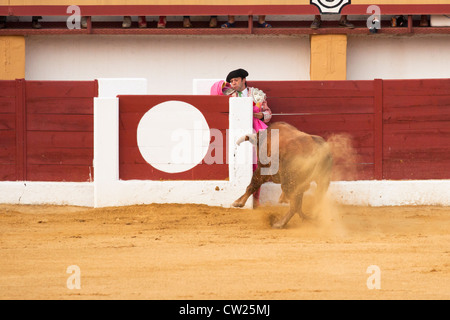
(266, 122, 323, 157)
(265, 122, 332, 173)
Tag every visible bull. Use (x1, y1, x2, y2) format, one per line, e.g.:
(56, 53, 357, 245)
(233, 122, 333, 228)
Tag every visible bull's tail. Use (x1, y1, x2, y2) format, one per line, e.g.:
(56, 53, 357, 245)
(236, 133, 257, 146)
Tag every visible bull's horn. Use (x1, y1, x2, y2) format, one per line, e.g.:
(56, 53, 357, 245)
(247, 133, 257, 145)
(236, 133, 257, 146)
(235, 135, 247, 146)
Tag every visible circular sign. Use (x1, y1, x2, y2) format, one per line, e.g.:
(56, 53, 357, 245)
(310, 0, 351, 14)
(136, 101, 210, 173)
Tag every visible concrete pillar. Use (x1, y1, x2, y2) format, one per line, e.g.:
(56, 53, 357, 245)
(0, 36, 25, 80)
(310, 34, 347, 80)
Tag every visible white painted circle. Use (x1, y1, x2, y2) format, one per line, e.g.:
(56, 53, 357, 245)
(136, 100, 210, 173)
(322, 0, 342, 7)
(316, 0, 344, 8)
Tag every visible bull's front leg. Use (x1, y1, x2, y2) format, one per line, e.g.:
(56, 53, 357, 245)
(271, 192, 304, 228)
(278, 191, 288, 204)
(232, 167, 267, 208)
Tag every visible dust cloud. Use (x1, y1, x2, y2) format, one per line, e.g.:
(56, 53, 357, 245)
(257, 132, 361, 234)
(326, 133, 361, 181)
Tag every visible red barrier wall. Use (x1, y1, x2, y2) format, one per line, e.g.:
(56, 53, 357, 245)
(1, 79, 449, 182)
(249, 80, 375, 180)
(382, 79, 450, 179)
(249, 78, 450, 180)
(0, 81, 17, 181)
(119, 95, 229, 181)
(0, 79, 98, 182)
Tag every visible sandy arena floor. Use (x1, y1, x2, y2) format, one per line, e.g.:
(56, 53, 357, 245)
(0, 198, 449, 300)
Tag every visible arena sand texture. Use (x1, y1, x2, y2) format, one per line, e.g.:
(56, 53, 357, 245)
(0, 197, 449, 300)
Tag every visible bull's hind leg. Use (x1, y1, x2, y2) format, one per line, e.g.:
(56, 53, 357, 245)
(232, 167, 270, 208)
(271, 192, 304, 229)
(314, 175, 330, 204)
(310, 155, 332, 216)
(315, 153, 332, 203)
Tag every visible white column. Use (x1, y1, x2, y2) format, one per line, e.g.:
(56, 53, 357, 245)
(94, 78, 147, 207)
(97, 78, 147, 97)
(93, 97, 119, 207)
(228, 97, 253, 185)
(192, 79, 221, 95)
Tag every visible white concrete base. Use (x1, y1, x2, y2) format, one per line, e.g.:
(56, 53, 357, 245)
(260, 180, 450, 207)
(92, 180, 251, 208)
(2, 180, 448, 208)
(0, 182, 94, 207)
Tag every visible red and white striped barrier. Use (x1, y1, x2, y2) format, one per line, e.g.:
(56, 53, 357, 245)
(93, 78, 254, 208)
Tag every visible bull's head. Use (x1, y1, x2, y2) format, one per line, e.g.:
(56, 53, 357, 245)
(236, 131, 279, 176)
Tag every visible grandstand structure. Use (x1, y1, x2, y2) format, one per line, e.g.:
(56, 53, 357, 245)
(1, 1, 450, 82)
(0, 1, 449, 35)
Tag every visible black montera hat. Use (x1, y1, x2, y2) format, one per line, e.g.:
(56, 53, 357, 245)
(226, 68, 249, 83)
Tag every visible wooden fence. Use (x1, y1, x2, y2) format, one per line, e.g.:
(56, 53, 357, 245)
(118, 95, 229, 180)
(0, 79, 98, 181)
(1, 78, 449, 182)
(250, 78, 450, 180)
